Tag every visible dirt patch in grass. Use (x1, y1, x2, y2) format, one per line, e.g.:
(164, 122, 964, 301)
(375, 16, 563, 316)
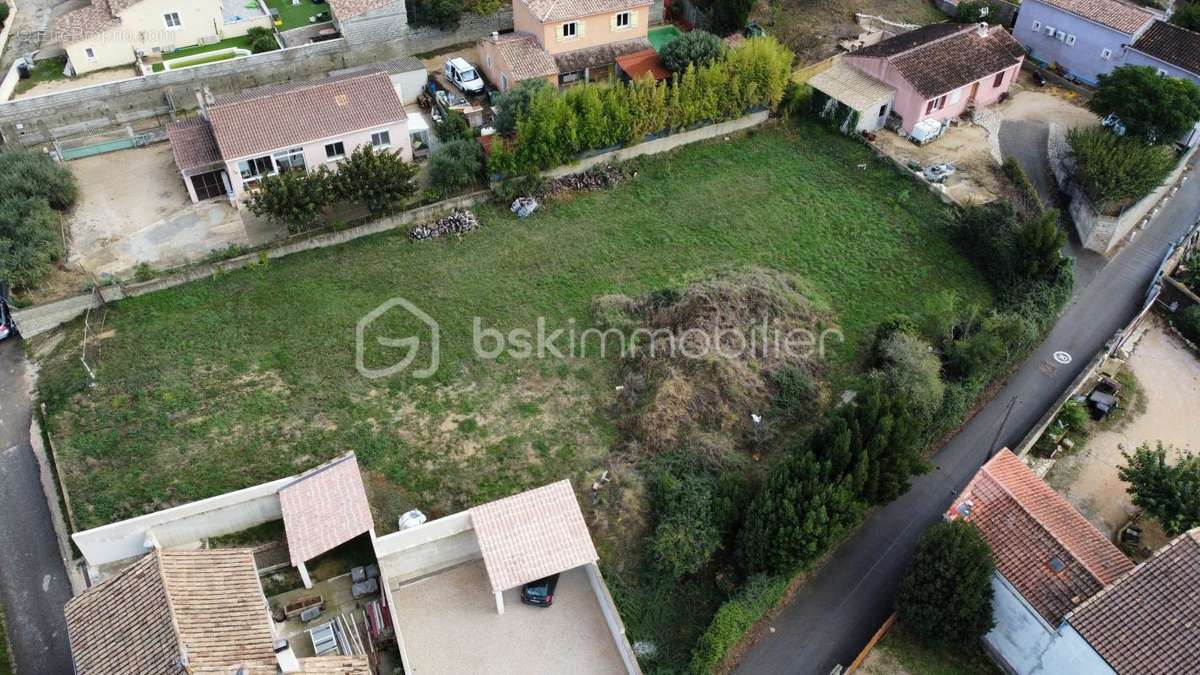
(756, 0, 947, 63)
(858, 623, 1001, 675)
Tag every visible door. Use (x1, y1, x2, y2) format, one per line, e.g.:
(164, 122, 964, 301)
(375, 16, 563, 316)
(191, 170, 229, 201)
(968, 81, 980, 103)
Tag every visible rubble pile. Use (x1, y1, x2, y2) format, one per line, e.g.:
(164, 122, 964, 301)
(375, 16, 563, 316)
(409, 209, 480, 241)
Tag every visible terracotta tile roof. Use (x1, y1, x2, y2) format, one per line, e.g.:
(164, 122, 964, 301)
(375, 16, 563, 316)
(808, 59, 896, 111)
(279, 453, 375, 566)
(616, 48, 670, 81)
(521, 0, 650, 22)
(53, 0, 120, 46)
(554, 37, 652, 74)
(207, 72, 406, 161)
(1132, 20, 1200, 76)
(1067, 529, 1200, 674)
(1037, 0, 1153, 34)
(853, 24, 1024, 99)
(167, 118, 223, 173)
(65, 550, 277, 675)
(490, 33, 558, 81)
(469, 480, 598, 591)
(948, 449, 1134, 625)
(327, 0, 395, 22)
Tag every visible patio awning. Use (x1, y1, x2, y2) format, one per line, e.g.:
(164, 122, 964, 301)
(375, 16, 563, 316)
(616, 49, 670, 81)
(468, 480, 598, 592)
(808, 60, 895, 113)
(279, 453, 375, 566)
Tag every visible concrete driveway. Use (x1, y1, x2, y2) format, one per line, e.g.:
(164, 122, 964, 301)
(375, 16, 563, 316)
(0, 340, 74, 674)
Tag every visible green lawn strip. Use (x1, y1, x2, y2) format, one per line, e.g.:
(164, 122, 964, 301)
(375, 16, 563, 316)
(0, 601, 11, 675)
(152, 36, 254, 72)
(264, 0, 330, 31)
(873, 623, 1002, 675)
(12, 56, 69, 95)
(38, 122, 989, 537)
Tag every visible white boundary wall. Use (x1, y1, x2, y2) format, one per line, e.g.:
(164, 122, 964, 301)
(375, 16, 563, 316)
(72, 475, 294, 567)
(375, 511, 481, 585)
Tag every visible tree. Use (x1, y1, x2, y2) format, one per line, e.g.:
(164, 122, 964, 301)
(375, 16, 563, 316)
(412, 0, 462, 29)
(1119, 442, 1200, 536)
(876, 331, 945, 423)
(246, 26, 278, 53)
(435, 110, 473, 143)
(738, 449, 862, 573)
(493, 78, 551, 136)
(1016, 208, 1067, 282)
(1089, 66, 1200, 144)
(1172, 2, 1200, 32)
(0, 150, 79, 212)
(244, 167, 332, 232)
(954, 0, 993, 23)
(896, 520, 995, 650)
(1067, 126, 1177, 213)
(0, 196, 64, 289)
(428, 139, 483, 197)
(659, 30, 723, 73)
(331, 145, 418, 215)
(699, 0, 752, 35)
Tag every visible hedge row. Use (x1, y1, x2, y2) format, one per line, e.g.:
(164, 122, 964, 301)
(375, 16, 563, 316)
(690, 574, 791, 674)
(489, 37, 794, 177)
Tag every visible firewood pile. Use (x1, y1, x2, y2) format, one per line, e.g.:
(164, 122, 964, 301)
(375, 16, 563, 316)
(409, 209, 479, 241)
(541, 164, 630, 197)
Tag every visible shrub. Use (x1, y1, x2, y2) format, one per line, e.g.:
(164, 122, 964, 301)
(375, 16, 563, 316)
(689, 574, 790, 674)
(246, 27, 278, 53)
(699, 0, 754, 35)
(493, 78, 550, 136)
(1002, 156, 1043, 218)
(0, 150, 79, 212)
(876, 331, 945, 423)
(896, 520, 995, 650)
(245, 166, 333, 232)
(647, 459, 742, 578)
(435, 110, 473, 143)
(133, 262, 156, 282)
(1089, 65, 1200, 144)
(0, 2, 9, 25)
(1068, 126, 1176, 214)
(770, 365, 817, 422)
(659, 30, 724, 73)
(411, 0, 462, 29)
(1058, 400, 1089, 433)
(0, 197, 64, 289)
(1176, 305, 1200, 343)
(954, 0, 992, 23)
(330, 145, 418, 215)
(1120, 442, 1200, 536)
(428, 139, 483, 197)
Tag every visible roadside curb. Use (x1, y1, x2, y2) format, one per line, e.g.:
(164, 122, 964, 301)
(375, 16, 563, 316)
(27, 409, 86, 596)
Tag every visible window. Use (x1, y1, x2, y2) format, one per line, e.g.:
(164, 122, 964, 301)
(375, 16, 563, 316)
(1065, 34, 1076, 46)
(272, 147, 305, 173)
(370, 130, 391, 149)
(237, 155, 274, 189)
(1031, 20, 1041, 32)
(501, 73, 508, 90)
(1100, 48, 1113, 59)
(993, 71, 1005, 87)
(164, 12, 182, 29)
(1158, 68, 1169, 77)
(84, 47, 97, 62)
(1055, 30, 1066, 41)
(615, 11, 631, 28)
(925, 95, 947, 114)
(1048, 557, 1066, 573)
(562, 21, 578, 38)
(948, 89, 961, 105)
(324, 141, 346, 160)
(878, 103, 888, 118)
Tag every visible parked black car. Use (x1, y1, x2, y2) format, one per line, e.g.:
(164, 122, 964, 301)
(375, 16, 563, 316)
(520, 574, 560, 608)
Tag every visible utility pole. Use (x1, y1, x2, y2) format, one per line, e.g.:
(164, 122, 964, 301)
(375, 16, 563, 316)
(987, 396, 1020, 463)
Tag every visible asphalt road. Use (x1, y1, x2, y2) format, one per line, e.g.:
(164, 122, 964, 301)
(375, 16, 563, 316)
(0, 339, 75, 675)
(733, 146, 1200, 675)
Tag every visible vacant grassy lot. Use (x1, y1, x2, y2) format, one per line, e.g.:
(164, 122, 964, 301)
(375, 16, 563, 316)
(860, 623, 1002, 675)
(758, 0, 946, 62)
(38, 122, 989, 664)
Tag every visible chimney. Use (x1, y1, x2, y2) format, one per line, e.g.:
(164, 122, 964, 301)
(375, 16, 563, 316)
(203, 85, 216, 106)
(194, 88, 208, 119)
(274, 639, 301, 674)
(976, 22, 989, 38)
(491, 31, 499, 41)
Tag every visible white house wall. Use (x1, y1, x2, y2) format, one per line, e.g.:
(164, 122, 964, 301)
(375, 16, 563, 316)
(67, 0, 228, 74)
(375, 511, 482, 586)
(984, 573, 1115, 675)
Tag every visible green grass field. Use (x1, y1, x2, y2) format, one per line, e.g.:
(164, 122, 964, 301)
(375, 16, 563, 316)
(868, 624, 1002, 675)
(264, 0, 331, 31)
(38, 121, 988, 538)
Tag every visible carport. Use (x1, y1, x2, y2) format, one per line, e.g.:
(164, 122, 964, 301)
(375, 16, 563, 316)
(468, 480, 598, 614)
(279, 454, 377, 588)
(808, 59, 896, 133)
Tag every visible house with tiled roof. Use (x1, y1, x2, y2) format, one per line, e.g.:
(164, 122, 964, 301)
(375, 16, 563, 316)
(167, 70, 411, 204)
(947, 450, 1145, 674)
(830, 22, 1023, 134)
(1012, 0, 1157, 84)
(476, 0, 654, 92)
(53, 0, 273, 75)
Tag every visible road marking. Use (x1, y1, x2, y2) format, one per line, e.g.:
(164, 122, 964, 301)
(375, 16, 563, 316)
(1053, 351, 1072, 365)
(42, 574, 51, 592)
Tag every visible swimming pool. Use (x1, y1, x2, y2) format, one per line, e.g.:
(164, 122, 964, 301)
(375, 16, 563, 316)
(648, 25, 683, 52)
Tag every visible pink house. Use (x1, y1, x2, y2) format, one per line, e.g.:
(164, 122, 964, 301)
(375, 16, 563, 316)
(844, 23, 1025, 133)
(167, 71, 412, 205)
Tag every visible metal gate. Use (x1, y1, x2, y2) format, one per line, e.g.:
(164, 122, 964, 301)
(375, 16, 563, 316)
(53, 127, 165, 161)
(190, 170, 228, 201)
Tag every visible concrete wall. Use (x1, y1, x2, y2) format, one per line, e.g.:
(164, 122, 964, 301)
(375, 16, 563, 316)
(984, 574, 1114, 675)
(1012, 0, 1144, 84)
(584, 562, 644, 675)
(375, 511, 482, 586)
(72, 476, 294, 568)
(542, 109, 769, 178)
